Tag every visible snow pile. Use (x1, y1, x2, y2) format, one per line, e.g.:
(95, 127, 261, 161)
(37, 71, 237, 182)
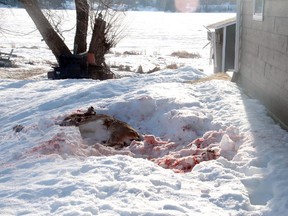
(3, 68, 243, 174)
(32, 125, 240, 174)
(1, 68, 288, 215)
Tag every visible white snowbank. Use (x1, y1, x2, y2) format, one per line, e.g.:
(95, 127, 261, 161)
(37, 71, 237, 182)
(1, 67, 288, 215)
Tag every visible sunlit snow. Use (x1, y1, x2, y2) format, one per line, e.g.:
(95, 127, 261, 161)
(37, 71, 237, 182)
(1, 8, 288, 216)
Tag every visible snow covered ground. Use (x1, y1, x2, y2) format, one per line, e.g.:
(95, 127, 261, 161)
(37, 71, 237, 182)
(1, 9, 288, 216)
(0, 9, 234, 78)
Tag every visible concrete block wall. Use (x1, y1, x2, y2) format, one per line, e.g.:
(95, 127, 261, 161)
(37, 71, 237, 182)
(238, 0, 288, 127)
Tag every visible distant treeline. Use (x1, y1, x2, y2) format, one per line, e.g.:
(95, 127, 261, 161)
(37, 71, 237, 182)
(0, 0, 237, 12)
(0, 0, 64, 8)
(139, 0, 236, 12)
(123, 0, 236, 12)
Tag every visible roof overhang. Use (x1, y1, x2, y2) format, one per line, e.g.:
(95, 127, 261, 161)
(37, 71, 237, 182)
(206, 17, 236, 30)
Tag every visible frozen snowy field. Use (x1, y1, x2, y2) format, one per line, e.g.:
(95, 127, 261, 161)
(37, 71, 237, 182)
(1, 9, 288, 216)
(0, 9, 234, 77)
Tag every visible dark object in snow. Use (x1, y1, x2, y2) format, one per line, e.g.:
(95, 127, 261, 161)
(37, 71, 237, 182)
(59, 106, 142, 149)
(0, 49, 15, 67)
(137, 65, 143, 73)
(59, 106, 97, 126)
(47, 53, 115, 80)
(47, 53, 89, 79)
(13, 125, 24, 133)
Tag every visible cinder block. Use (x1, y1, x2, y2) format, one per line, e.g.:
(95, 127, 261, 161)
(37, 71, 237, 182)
(264, 63, 287, 88)
(241, 51, 265, 72)
(242, 39, 259, 57)
(265, 1, 288, 17)
(258, 46, 288, 71)
(275, 17, 288, 36)
(242, 1, 253, 15)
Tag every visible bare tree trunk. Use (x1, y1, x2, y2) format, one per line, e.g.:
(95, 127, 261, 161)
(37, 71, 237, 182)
(18, 0, 71, 62)
(88, 16, 106, 66)
(19, 0, 119, 80)
(74, 0, 89, 54)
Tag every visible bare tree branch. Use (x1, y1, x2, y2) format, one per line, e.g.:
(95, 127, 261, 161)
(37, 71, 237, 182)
(18, 0, 71, 62)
